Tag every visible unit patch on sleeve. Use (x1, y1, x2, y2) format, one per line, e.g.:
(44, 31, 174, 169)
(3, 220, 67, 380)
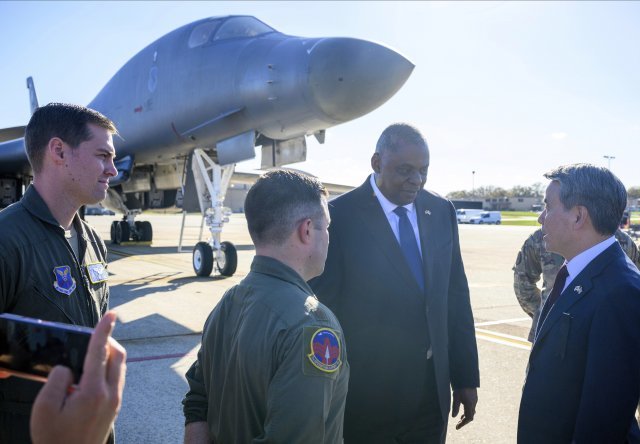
(304, 327, 342, 375)
(52, 265, 76, 295)
(86, 262, 109, 284)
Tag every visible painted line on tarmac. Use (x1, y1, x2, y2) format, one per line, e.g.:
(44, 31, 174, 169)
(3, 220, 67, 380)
(109, 248, 133, 258)
(475, 317, 530, 327)
(474, 328, 531, 351)
(124, 331, 531, 363)
(108, 246, 190, 270)
(127, 352, 197, 363)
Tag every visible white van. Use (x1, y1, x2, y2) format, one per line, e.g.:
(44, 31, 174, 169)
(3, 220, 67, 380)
(456, 209, 483, 224)
(469, 211, 501, 225)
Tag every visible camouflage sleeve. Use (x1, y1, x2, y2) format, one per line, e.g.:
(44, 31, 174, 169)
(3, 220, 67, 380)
(615, 229, 640, 269)
(513, 234, 543, 318)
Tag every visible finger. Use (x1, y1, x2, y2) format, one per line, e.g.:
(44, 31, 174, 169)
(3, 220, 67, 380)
(0, 371, 11, 379)
(34, 366, 73, 411)
(80, 312, 116, 388)
(455, 414, 473, 430)
(105, 337, 127, 390)
(463, 399, 476, 421)
(451, 397, 460, 418)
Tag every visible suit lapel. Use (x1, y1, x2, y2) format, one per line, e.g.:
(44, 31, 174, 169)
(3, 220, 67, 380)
(534, 243, 620, 345)
(354, 178, 423, 294)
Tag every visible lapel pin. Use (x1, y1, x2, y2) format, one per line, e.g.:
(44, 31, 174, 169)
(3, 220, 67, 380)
(424, 210, 431, 215)
(574, 286, 582, 294)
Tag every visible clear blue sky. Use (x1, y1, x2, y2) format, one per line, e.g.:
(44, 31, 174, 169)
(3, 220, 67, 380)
(1, 1, 639, 194)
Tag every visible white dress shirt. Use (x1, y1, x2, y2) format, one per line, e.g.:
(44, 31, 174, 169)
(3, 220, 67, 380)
(370, 174, 423, 257)
(561, 236, 616, 292)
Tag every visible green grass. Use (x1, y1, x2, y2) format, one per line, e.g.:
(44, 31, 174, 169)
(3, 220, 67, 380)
(501, 219, 540, 226)
(503, 211, 539, 218)
(497, 211, 640, 227)
(499, 211, 540, 226)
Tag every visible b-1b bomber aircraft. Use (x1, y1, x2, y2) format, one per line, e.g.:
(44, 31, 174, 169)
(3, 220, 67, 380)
(0, 15, 413, 277)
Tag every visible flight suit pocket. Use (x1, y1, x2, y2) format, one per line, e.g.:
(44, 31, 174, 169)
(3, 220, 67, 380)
(552, 312, 572, 360)
(31, 285, 75, 324)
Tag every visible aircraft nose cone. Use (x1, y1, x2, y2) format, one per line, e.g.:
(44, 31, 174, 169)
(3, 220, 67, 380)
(308, 38, 414, 122)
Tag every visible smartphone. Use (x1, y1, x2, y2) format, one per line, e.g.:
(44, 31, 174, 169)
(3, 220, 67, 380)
(0, 313, 92, 384)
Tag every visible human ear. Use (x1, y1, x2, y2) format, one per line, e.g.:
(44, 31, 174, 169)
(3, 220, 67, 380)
(371, 152, 380, 173)
(574, 206, 588, 229)
(48, 138, 66, 165)
(297, 218, 313, 244)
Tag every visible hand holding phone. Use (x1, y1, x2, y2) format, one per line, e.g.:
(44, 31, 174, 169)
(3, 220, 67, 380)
(0, 314, 93, 383)
(30, 311, 127, 444)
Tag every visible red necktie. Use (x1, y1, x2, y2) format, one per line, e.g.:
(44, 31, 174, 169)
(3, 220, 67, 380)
(536, 264, 568, 335)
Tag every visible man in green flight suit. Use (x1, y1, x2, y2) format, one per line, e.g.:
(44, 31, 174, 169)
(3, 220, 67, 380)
(183, 170, 349, 443)
(0, 103, 118, 442)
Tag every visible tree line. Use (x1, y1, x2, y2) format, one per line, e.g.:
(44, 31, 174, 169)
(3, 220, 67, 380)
(447, 184, 640, 200)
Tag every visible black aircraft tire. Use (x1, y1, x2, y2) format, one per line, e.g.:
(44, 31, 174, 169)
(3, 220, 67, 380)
(110, 221, 118, 244)
(141, 221, 153, 242)
(193, 242, 214, 277)
(115, 221, 130, 244)
(216, 241, 238, 277)
(134, 221, 153, 242)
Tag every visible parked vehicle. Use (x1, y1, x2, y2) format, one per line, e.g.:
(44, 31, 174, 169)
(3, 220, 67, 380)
(456, 209, 484, 224)
(85, 206, 116, 216)
(469, 211, 501, 225)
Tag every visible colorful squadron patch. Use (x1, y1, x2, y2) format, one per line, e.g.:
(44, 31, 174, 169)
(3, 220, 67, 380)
(307, 328, 342, 373)
(53, 265, 76, 295)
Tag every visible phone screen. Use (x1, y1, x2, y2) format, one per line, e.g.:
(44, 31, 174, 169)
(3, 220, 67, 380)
(0, 314, 92, 383)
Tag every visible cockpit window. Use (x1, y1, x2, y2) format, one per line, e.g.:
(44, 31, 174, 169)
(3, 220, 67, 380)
(188, 20, 221, 48)
(213, 17, 274, 41)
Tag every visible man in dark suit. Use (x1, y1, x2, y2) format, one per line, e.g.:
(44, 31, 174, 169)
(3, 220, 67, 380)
(518, 163, 640, 443)
(310, 123, 479, 443)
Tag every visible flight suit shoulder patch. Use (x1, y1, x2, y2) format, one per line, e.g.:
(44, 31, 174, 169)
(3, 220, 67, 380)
(52, 265, 76, 296)
(302, 326, 343, 378)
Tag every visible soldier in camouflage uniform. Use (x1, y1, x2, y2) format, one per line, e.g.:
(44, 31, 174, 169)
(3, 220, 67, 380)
(513, 227, 640, 342)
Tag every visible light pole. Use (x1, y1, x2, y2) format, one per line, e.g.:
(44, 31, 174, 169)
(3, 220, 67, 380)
(472, 171, 475, 198)
(603, 155, 615, 170)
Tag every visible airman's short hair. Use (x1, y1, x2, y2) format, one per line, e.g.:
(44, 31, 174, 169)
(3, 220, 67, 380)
(25, 103, 117, 173)
(245, 170, 328, 246)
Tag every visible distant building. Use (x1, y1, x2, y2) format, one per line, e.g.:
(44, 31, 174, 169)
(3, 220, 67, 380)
(450, 200, 483, 210)
(224, 171, 354, 213)
(483, 196, 542, 211)
(450, 196, 542, 211)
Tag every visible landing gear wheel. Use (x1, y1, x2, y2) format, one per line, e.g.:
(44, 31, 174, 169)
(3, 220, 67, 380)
(140, 221, 153, 242)
(115, 221, 130, 244)
(193, 242, 214, 277)
(134, 221, 153, 242)
(496, 221, 501, 225)
(216, 241, 237, 277)
(110, 221, 118, 244)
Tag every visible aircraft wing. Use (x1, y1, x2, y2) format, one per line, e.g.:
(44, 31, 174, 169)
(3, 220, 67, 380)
(0, 137, 30, 174)
(0, 126, 26, 143)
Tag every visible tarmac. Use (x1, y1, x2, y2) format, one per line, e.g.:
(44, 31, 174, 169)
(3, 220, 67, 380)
(86, 212, 541, 443)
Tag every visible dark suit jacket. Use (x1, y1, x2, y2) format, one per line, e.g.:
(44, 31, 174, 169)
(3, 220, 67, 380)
(310, 176, 479, 433)
(518, 242, 640, 443)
